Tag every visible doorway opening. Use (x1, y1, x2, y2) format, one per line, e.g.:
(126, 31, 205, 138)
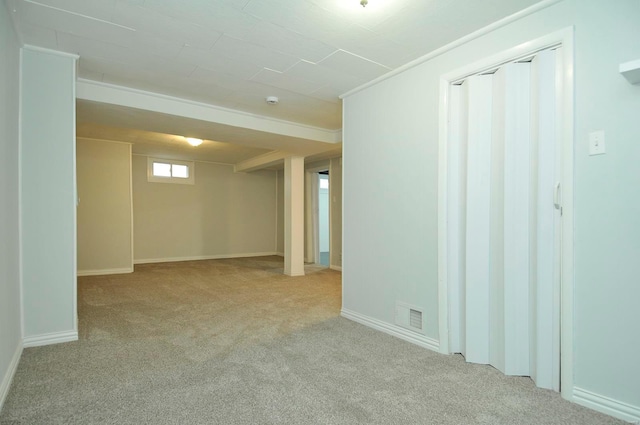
(318, 171, 330, 266)
(305, 165, 331, 267)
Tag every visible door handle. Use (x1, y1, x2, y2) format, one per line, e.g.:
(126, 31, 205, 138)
(553, 182, 561, 210)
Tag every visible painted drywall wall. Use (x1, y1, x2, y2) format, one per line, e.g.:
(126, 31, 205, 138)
(76, 139, 133, 274)
(0, 3, 23, 409)
(342, 0, 640, 416)
(276, 169, 284, 255)
(132, 155, 277, 262)
(21, 47, 77, 343)
(329, 157, 342, 269)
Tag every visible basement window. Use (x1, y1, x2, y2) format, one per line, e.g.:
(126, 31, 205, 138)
(147, 157, 195, 184)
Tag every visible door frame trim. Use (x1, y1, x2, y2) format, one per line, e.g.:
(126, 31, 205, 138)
(436, 27, 575, 401)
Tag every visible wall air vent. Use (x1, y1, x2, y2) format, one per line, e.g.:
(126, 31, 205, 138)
(395, 302, 424, 334)
(409, 309, 423, 330)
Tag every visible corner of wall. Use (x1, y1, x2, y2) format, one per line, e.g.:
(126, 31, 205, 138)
(0, 341, 23, 412)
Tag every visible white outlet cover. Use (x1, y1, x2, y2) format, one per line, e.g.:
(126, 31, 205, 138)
(589, 130, 606, 156)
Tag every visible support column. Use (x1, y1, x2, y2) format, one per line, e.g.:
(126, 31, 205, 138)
(284, 156, 305, 276)
(21, 47, 78, 345)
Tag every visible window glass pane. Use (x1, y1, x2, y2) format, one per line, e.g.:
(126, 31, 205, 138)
(319, 177, 329, 189)
(153, 162, 171, 177)
(172, 164, 189, 178)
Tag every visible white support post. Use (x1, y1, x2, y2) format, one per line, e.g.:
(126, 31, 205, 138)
(284, 156, 305, 277)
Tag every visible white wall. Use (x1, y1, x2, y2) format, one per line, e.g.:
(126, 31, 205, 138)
(77, 139, 133, 275)
(21, 47, 77, 345)
(132, 155, 278, 262)
(0, 2, 23, 410)
(342, 0, 640, 418)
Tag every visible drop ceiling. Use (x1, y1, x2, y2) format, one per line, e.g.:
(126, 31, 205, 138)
(6, 0, 542, 166)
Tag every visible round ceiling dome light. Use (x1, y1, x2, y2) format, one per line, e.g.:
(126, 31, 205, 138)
(360, 0, 368, 6)
(185, 137, 203, 147)
(266, 96, 279, 105)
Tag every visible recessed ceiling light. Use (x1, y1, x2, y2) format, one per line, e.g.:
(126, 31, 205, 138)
(185, 137, 203, 147)
(266, 96, 279, 105)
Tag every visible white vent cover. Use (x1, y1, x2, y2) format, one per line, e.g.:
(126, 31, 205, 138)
(396, 302, 424, 333)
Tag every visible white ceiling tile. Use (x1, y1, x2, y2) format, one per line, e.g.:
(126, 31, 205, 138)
(25, 0, 117, 22)
(306, 85, 342, 104)
(60, 32, 193, 77)
(325, 24, 417, 68)
(243, 0, 346, 41)
(285, 60, 367, 91)
(226, 88, 341, 129)
(243, 21, 337, 64)
(112, 2, 223, 50)
(126, 31, 185, 59)
(57, 31, 135, 62)
(317, 49, 390, 80)
(16, 0, 135, 41)
(140, 0, 259, 39)
(178, 46, 262, 80)
(210, 35, 299, 73)
(77, 68, 104, 81)
(250, 68, 324, 95)
(14, 22, 58, 49)
(242, 1, 412, 69)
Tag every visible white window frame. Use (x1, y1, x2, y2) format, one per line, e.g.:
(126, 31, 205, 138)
(147, 157, 195, 185)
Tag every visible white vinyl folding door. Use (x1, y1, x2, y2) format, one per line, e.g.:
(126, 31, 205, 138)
(446, 48, 563, 391)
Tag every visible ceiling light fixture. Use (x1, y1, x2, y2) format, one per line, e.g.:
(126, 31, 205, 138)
(185, 137, 203, 147)
(266, 96, 279, 105)
(360, 0, 368, 7)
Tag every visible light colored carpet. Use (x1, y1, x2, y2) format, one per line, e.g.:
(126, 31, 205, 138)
(0, 256, 624, 424)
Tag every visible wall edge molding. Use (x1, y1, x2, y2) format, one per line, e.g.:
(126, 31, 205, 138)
(573, 387, 640, 423)
(23, 331, 78, 348)
(77, 267, 133, 277)
(341, 308, 440, 353)
(0, 340, 23, 411)
(134, 252, 280, 265)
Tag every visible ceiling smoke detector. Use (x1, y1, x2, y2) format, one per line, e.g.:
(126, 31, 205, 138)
(266, 96, 279, 105)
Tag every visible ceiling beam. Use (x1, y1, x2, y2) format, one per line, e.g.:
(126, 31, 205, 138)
(76, 79, 342, 144)
(234, 150, 291, 173)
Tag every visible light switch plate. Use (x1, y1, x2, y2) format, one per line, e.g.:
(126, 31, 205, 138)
(589, 130, 606, 155)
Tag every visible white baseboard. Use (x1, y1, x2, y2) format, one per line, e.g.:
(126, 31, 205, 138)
(330, 265, 342, 272)
(77, 267, 133, 276)
(276, 252, 284, 257)
(23, 330, 78, 348)
(341, 308, 440, 353)
(134, 252, 280, 265)
(573, 387, 640, 423)
(0, 340, 23, 411)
